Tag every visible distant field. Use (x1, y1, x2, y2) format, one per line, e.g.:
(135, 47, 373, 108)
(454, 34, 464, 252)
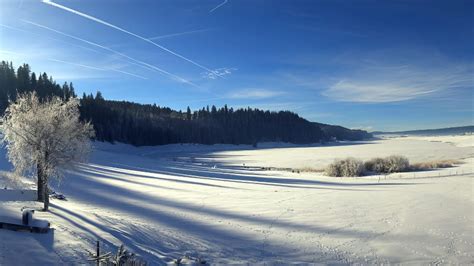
(207, 136, 473, 169)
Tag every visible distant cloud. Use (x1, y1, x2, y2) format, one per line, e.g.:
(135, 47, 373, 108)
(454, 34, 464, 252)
(209, 0, 228, 13)
(202, 67, 236, 79)
(227, 89, 284, 99)
(323, 60, 473, 103)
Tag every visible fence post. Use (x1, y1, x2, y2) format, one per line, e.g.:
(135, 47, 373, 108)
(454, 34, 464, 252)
(96, 240, 100, 266)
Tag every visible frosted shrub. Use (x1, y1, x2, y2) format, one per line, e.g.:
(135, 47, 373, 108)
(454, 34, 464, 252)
(411, 160, 459, 170)
(325, 163, 341, 177)
(326, 158, 364, 177)
(364, 155, 410, 173)
(364, 157, 385, 173)
(385, 155, 410, 173)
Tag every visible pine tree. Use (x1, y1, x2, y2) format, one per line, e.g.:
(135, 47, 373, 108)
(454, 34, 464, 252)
(186, 106, 192, 120)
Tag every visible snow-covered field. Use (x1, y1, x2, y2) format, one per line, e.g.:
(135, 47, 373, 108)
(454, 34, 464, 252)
(0, 135, 473, 265)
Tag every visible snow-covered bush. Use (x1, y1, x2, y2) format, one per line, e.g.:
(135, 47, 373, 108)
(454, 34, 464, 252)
(411, 159, 459, 170)
(364, 155, 410, 173)
(364, 157, 385, 173)
(385, 155, 410, 173)
(326, 158, 365, 177)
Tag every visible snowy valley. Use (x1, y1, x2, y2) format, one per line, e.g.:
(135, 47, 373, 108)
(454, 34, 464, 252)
(1, 135, 473, 265)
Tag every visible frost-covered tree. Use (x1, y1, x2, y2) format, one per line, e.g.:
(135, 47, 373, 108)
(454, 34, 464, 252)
(1, 92, 94, 210)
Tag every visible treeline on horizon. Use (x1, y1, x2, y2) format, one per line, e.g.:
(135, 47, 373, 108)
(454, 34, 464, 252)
(0, 61, 372, 146)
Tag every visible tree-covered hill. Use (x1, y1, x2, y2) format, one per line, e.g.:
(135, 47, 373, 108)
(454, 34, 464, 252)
(373, 126, 474, 136)
(0, 61, 372, 146)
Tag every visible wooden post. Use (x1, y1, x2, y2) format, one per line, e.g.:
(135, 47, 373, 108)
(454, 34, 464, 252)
(96, 240, 100, 266)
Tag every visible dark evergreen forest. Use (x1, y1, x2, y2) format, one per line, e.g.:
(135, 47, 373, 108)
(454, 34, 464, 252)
(0, 61, 372, 146)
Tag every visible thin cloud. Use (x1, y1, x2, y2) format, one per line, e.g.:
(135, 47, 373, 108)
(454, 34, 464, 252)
(22, 20, 199, 88)
(149, 29, 212, 40)
(42, 0, 217, 75)
(227, 89, 285, 99)
(202, 67, 236, 79)
(209, 0, 228, 13)
(323, 64, 473, 103)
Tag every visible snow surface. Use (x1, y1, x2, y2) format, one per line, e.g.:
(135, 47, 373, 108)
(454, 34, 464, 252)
(0, 135, 473, 265)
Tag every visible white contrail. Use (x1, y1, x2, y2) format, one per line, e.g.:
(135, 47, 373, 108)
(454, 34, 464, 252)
(22, 20, 200, 88)
(209, 0, 228, 13)
(0, 49, 146, 79)
(42, 0, 217, 75)
(22, 20, 146, 69)
(48, 58, 148, 79)
(0, 23, 101, 55)
(149, 29, 212, 40)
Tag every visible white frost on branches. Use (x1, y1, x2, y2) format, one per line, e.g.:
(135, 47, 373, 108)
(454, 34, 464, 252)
(1, 92, 95, 181)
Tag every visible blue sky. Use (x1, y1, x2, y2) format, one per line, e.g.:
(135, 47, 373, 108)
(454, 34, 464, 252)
(0, 0, 472, 131)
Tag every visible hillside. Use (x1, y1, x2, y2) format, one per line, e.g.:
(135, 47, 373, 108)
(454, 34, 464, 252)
(0, 61, 371, 146)
(373, 125, 474, 136)
(314, 122, 373, 141)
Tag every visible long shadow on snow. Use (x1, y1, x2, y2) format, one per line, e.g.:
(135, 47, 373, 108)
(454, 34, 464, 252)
(97, 162, 419, 189)
(56, 173, 369, 264)
(53, 176, 386, 264)
(89, 164, 374, 191)
(65, 167, 388, 239)
(73, 166, 191, 192)
(81, 164, 240, 190)
(51, 152, 420, 264)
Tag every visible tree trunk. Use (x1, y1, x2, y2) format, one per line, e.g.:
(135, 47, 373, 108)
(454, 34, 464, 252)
(43, 181, 49, 211)
(37, 162, 44, 202)
(39, 152, 50, 211)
